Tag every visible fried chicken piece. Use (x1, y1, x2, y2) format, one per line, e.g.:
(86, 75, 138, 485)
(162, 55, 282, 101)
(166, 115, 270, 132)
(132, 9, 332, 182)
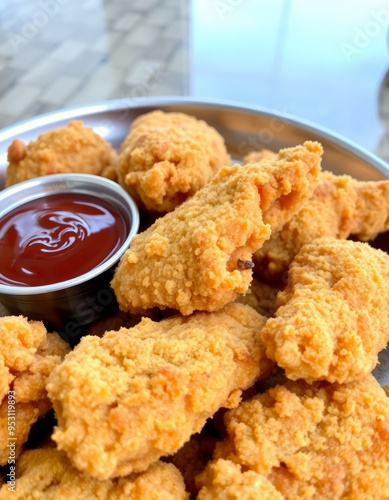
(196, 459, 283, 499)
(112, 141, 322, 315)
(5, 121, 117, 187)
(262, 238, 389, 383)
(208, 375, 389, 499)
(0, 446, 188, 500)
(46, 304, 273, 480)
(235, 274, 280, 318)
(0, 317, 69, 465)
(242, 148, 277, 165)
(117, 111, 231, 212)
(254, 171, 389, 281)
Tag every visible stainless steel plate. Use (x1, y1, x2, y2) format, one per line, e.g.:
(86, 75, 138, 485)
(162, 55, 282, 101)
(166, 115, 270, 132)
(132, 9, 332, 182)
(0, 97, 388, 383)
(0, 97, 388, 188)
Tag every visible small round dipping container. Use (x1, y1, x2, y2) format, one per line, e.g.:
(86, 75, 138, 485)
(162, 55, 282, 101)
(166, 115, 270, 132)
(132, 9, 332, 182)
(0, 173, 139, 335)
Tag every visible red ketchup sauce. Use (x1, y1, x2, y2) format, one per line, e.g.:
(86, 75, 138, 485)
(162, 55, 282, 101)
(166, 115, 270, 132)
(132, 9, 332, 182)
(0, 193, 127, 287)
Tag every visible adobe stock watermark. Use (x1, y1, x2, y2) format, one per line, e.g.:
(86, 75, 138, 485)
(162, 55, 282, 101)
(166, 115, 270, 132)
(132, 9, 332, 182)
(237, 107, 291, 158)
(340, 5, 389, 62)
(94, 64, 168, 138)
(6, 390, 16, 493)
(213, 0, 244, 21)
(7, 0, 71, 56)
(58, 287, 116, 343)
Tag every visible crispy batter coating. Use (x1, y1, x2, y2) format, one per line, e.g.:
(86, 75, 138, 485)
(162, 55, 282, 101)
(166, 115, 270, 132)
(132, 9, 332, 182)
(85, 309, 159, 338)
(261, 238, 389, 383)
(111, 141, 322, 315)
(235, 274, 280, 318)
(0, 447, 188, 499)
(117, 111, 231, 212)
(5, 121, 117, 187)
(46, 304, 273, 480)
(242, 148, 277, 165)
(196, 459, 283, 500)
(210, 375, 389, 499)
(254, 171, 389, 281)
(0, 316, 69, 465)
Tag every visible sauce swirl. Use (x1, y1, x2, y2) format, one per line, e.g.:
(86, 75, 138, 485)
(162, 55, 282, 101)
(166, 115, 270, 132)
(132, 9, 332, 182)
(0, 193, 127, 287)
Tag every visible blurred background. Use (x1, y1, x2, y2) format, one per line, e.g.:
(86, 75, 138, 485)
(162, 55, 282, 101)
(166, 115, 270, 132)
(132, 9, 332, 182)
(0, 0, 388, 161)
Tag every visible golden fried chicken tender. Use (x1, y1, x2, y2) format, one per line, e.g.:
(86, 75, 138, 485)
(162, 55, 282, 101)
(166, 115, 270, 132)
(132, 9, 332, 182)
(235, 275, 280, 318)
(117, 111, 231, 212)
(0, 316, 69, 465)
(196, 458, 283, 500)
(46, 304, 273, 480)
(210, 375, 389, 499)
(0, 446, 188, 500)
(254, 171, 389, 281)
(5, 121, 117, 187)
(111, 141, 322, 316)
(262, 238, 389, 383)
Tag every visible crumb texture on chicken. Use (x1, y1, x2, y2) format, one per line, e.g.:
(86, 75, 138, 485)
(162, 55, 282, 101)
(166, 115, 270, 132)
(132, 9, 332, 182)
(117, 111, 231, 212)
(196, 458, 283, 500)
(242, 148, 277, 165)
(0, 316, 69, 465)
(209, 375, 389, 499)
(261, 238, 389, 383)
(111, 141, 322, 315)
(254, 171, 389, 281)
(5, 121, 117, 187)
(46, 304, 273, 480)
(0, 446, 188, 500)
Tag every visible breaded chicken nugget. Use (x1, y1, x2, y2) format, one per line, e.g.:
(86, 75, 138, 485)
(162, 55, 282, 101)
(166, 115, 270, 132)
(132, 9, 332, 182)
(117, 111, 230, 212)
(196, 458, 283, 500)
(111, 141, 322, 316)
(0, 316, 69, 465)
(5, 121, 117, 187)
(208, 375, 389, 499)
(0, 446, 188, 500)
(262, 238, 389, 383)
(46, 304, 273, 480)
(254, 171, 389, 281)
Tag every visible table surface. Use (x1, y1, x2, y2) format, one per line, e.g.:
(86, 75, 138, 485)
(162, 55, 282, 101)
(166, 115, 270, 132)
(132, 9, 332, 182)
(0, 0, 388, 164)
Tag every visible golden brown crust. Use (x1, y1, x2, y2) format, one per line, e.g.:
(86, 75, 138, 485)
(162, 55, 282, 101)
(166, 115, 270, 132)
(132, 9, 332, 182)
(46, 304, 273, 479)
(254, 171, 389, 281)
(210, 375, 389, 499)
(5, 121, 118, 187)
(117, 111, 230, 212)
(0, 316, 69, 465)
(261, 238, 389, 383)
(0, 447, 188, 499)
(196, 459, 283, 499)
(242, 149, 277, 165)
(111, 141, 322, 315)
